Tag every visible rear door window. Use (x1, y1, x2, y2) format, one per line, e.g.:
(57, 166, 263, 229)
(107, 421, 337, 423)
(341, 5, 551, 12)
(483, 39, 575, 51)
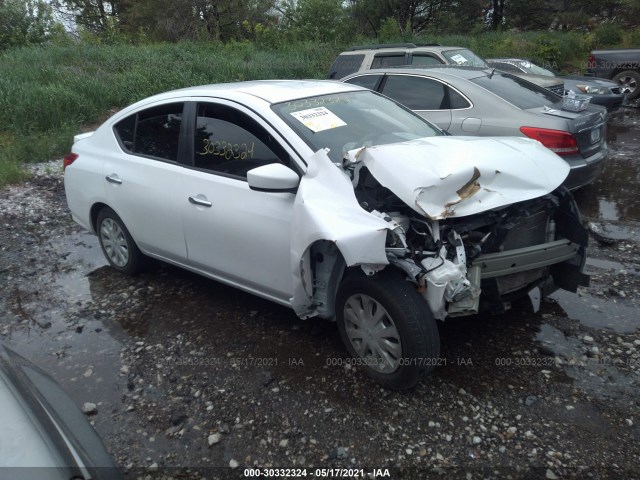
(371, 53, 406, 69)
(343, 74, 383, 91)
(114, 103, 184, 162)
(327, 54, 365, 79)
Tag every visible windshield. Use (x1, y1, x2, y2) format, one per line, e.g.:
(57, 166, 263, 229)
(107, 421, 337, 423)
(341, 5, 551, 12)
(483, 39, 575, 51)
(471, 72, 561, 110)
(520, 61, 555, 77)
(442, 49, 486, 67)
(272, 91, 443, 163)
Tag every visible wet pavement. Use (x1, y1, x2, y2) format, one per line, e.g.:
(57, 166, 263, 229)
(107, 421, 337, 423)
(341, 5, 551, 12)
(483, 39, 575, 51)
(1, 109, 639, 479)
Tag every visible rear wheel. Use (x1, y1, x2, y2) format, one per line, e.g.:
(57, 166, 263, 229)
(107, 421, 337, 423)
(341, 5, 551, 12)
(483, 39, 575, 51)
(613, 70, 640, 99)
(96, 207, 144, 275)
(336, 270, 440, 390)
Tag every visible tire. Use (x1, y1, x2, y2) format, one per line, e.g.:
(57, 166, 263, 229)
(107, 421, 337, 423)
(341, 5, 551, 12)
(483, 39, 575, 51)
(96, 207, 144, 275)
(335, 269, 440, 390)
(613, 70, 640, 100)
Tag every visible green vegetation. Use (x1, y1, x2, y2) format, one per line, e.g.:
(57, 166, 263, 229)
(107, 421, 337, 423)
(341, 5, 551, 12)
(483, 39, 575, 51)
(0, 41, 334, 185)
(0, 25, 638, 186)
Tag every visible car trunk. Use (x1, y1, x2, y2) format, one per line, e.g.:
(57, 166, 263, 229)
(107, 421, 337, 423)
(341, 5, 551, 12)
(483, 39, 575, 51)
(527, 104, 606, 158)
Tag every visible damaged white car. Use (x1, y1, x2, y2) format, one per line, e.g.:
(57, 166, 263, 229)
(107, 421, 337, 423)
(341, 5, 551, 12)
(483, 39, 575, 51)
(64, 80, 589, 389)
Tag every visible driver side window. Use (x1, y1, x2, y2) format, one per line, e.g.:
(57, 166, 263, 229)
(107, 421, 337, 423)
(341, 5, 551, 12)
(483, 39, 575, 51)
(194, 103, 288, 179)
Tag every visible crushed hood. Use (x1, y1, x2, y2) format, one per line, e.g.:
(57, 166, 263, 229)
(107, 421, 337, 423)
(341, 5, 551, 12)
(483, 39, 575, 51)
(346, 136, 570, 220)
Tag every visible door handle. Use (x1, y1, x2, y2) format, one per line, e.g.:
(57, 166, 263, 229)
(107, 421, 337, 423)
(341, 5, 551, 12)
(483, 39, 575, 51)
(105, 175, 122, 185)
(188, 195, 212, 207)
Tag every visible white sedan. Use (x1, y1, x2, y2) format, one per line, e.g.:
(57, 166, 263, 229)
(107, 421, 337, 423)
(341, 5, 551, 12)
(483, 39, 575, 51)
(64, 80, 589, 389)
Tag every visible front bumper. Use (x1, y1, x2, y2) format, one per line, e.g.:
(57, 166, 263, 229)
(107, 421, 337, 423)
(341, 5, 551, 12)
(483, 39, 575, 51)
(471, 239, 581, 279)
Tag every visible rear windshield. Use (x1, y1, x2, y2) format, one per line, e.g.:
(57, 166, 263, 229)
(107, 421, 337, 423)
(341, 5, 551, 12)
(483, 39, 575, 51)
(471, 73, 561, 110)
(441, 49, 486, 67)
(520, 61, 555, 76)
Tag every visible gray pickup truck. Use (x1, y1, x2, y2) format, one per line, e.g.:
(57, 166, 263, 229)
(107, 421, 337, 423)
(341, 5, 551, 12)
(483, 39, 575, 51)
(587, 48, 640, 100)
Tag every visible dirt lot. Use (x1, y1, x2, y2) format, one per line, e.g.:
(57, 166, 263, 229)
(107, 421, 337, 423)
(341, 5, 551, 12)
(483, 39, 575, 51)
(1, 109, 639, 480)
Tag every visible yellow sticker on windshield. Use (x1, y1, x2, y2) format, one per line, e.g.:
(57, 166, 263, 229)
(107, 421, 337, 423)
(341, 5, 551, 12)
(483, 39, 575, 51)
(291, 107, 347, 133)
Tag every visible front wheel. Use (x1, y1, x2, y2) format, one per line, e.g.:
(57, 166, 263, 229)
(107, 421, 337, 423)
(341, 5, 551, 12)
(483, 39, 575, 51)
(336, 270, 440, 390)
(613, 70, 640, 100)
(96, 207, 144, 275)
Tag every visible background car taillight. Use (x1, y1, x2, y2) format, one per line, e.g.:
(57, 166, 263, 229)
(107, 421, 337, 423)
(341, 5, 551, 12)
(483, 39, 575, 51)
(63, 153, 78, 170)
(519, 127, 579, 156)
(587, 53, 596, 69)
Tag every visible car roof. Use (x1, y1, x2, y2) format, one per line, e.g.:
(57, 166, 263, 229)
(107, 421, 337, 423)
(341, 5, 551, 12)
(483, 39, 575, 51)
(143, 80, 363, 105)
(346, 45, 469, 54)
(486, 58, 529, 63)
(351, 66, 491, 80)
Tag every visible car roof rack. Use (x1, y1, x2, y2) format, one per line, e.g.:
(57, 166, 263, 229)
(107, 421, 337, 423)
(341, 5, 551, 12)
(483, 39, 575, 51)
(346, 43, 441, 51)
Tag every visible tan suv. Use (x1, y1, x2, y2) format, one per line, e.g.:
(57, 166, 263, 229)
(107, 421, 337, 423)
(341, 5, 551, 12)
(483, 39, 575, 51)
(327, 43, 487, 79)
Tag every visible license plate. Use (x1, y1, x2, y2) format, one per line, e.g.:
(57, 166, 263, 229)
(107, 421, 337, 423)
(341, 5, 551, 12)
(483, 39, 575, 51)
(590, 127, 601, 144)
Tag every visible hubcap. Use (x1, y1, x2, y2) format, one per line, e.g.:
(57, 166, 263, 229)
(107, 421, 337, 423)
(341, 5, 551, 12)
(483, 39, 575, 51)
(100, 218, 129, 268)
(618, 76, 637, 95)
(343, 294, 402, 373)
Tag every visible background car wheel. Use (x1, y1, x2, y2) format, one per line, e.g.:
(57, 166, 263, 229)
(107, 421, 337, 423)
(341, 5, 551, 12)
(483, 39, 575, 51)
(336, 269, 440, 390)
(96, 207, 144, 275)
(613, 70, 640, 100)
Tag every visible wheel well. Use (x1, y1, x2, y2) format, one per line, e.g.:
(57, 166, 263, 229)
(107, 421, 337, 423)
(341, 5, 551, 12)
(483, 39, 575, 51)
(307, 240, 347, 320)
(612, 67, 640, 78)
(90, 202, 109, 233)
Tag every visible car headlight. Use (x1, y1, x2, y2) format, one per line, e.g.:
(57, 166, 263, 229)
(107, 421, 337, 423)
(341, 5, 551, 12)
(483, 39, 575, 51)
(576, 85, 608, 95)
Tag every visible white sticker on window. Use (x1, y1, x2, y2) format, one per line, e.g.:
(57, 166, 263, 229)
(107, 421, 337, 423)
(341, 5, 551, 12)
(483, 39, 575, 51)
(450, 54, 467, 64)
(290, 107, 347, 133)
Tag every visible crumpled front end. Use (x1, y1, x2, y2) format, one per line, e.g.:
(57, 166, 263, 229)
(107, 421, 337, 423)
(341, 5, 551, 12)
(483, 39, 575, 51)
(291, 139, 589, 321)
(342, 138, 588, 319)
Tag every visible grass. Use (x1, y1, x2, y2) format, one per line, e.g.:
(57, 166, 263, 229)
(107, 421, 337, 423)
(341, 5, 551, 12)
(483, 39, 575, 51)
(0, 30, 634, 186)
(0, 41, 335, 186)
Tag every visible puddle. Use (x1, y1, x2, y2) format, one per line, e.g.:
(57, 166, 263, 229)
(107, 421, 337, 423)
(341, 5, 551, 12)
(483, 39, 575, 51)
(536, 324, 638, 401)
(549, 289, 639, 333)
(574, 109, 640, 226)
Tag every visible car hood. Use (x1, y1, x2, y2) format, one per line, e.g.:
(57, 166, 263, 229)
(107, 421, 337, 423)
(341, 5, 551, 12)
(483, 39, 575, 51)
(345, 136, 569, 220)
(563, 75, 619, 88)
(507, 72, 563, 88)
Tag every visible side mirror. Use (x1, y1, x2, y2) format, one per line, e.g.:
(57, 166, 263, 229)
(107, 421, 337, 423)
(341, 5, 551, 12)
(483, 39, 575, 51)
(247, 163, 300, 193)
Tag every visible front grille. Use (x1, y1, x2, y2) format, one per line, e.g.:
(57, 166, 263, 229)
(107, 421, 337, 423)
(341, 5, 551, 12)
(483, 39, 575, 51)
(610, 87, 622, 94)
(548, 84, 565, 96)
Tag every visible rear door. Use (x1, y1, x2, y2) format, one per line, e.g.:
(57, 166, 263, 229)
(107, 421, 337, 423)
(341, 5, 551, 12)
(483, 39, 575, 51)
(104, 102, 188, 262)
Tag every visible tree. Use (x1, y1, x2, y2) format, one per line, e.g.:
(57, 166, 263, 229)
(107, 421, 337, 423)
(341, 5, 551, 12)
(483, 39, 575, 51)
(51, 0, 121, 34)
(279, 0, 352, 42)
(0, 0, 55, 50)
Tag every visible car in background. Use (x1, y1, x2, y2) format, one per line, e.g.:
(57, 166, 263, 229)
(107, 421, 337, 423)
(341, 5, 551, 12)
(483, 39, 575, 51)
(327, 43, 487, 79)
(64, 80, 590, 389)
(486, 58, 625, 111)
(587, 48, 640, 100)
(342, 67, 608, 189)
(0, 343, 122, 479)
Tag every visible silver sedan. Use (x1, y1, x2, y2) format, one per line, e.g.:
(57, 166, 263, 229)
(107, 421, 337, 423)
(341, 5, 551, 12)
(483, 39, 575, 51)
(342, 66, 608, 189)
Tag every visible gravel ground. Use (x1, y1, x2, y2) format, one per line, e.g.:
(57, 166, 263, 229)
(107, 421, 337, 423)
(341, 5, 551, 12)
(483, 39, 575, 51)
(0, 110, 639, 480)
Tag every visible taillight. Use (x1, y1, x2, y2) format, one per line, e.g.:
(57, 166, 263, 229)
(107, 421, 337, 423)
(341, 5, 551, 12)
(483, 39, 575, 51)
(587, 53, 596, 69)
(63, 153, 78, 170)
(520, 127, 579, 156)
